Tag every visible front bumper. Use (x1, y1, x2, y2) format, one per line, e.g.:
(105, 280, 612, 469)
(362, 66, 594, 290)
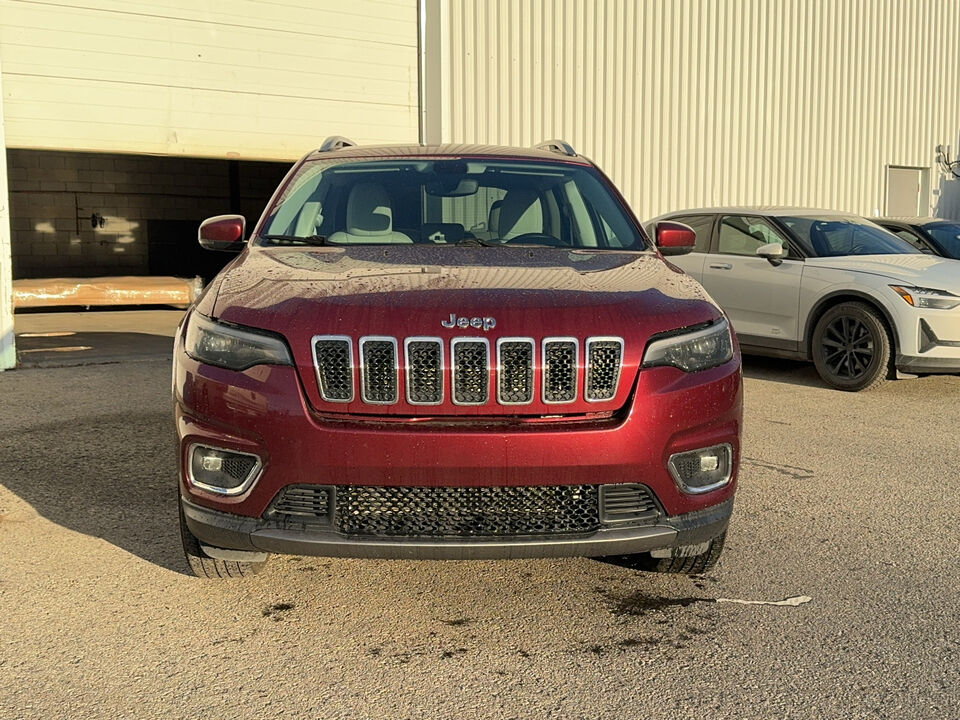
(182, 495, 733, 560)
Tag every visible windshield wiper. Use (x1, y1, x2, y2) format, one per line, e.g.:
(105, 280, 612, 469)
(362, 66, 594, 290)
(455, 237, 498, 247)
(260, 234, 328, 246)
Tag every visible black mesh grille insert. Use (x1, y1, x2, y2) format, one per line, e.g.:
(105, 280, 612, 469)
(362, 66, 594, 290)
(406, 340, 443, 404)
(543, 340, 577, 402)
(361, 339, 398, 403)
(498, 341, 534, 404)
(314, 338, 352, 402)
(453, 341, 489, 404)
(270, 486, 331, 523)
(599, 484, 659, 523)
(221, 454, 257, 481)
(586, 340, 622, 401)
(335, 484, 600, 537)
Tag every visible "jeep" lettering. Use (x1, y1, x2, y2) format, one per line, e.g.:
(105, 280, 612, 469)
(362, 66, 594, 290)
(441, 313, 496, 331)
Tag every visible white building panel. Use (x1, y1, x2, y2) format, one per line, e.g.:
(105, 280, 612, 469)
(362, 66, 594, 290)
(0, 0, 419, 160)
(429, 0, 960, 220)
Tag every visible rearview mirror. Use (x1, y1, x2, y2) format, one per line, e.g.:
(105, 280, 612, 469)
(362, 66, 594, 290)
(654, 221, 696, 256)
(199, 215, 246, 252)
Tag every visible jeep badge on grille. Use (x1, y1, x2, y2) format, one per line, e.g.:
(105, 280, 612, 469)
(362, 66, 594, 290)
(442, 313, 496, 331)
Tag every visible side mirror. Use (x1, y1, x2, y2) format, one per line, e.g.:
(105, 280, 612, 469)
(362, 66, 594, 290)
(199, 215, 246, 252)
(756, 242, 785, 265)
(654, 221, 696, 256)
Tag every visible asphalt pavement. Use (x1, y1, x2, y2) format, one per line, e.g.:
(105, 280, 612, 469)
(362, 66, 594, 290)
(0, 356, 957, 719)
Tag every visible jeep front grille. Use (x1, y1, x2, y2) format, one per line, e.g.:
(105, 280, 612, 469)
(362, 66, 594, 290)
(497, 338, 534, 404)
(452, 339, 489, 405)
(312, 336, 353, 402)
(360, 337, 398, 404)
(265, 483, 660, 536)
(405, 338, 444, 404)
(311, 335, 624, 407)
(585, 338, 624, 401)
(542, 338, 578, 403)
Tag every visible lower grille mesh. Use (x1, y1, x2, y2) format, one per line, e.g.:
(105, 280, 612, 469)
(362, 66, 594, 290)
(336, 484, 600, 537)
(266, 483, 660, 536)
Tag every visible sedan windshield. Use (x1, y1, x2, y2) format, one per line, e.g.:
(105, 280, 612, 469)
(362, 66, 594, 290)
(924, 222, 960, 259)
(259, 158, 647, 250)
(779, 216, 920, 257)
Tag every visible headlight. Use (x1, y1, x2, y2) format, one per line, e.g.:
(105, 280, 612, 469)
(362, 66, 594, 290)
(890, 286, 960, 310)
(184, 312, 293, 370)
(643, 318, 734, 372)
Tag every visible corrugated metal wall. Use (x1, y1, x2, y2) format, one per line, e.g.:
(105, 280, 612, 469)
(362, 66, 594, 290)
(0, 0, 419, 160)
(434, 0, 960, 220)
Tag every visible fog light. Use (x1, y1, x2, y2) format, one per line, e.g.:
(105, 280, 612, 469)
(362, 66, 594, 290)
(189, 444, 262, 496)
(668, 444, 733, 494)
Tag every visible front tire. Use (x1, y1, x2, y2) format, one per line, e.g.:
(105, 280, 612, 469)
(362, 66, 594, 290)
(179, 503, 267, 579)
(811, 302, 891, 391)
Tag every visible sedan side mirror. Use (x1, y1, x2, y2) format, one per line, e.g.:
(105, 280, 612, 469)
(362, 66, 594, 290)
(756, 242, 785, 266)
(199, 215, 246, 252)
(654, 221, 696, 256)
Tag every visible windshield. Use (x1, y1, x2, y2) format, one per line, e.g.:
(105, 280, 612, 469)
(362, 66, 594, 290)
(779, 216, 920, 257)
(924, 222, 960, 259)
(258, 158, 647, 250)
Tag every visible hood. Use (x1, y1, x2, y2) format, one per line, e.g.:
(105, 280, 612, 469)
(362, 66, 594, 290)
(805, 254, 960, 290)
(211, 246, 723, 416)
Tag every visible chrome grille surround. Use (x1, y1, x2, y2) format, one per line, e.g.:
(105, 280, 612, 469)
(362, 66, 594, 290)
(585, 337, 624, 402)
(496, 337, 535, 405)
(404, 337, 444, 405)
(311, 335, 354, 403)
(451, 337, 490, 405)
(359, 336, 399, 405)
(542, 337, 579, 404)
(311, 335, 625, 406)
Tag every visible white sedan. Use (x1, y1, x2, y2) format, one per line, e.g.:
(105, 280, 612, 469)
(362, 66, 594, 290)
(646, 207, 960, 391)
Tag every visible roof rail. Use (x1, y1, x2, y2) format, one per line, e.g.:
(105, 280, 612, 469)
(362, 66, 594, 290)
(319, 136, 357, 152)
(534, 139, 577, 157)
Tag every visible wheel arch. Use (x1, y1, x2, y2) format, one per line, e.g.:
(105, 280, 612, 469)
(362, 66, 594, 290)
(804, 290, 900, 360)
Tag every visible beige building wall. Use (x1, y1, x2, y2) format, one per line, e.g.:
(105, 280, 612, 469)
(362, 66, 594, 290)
(0, 0, 419, 160)
(428, 0, 960, 221)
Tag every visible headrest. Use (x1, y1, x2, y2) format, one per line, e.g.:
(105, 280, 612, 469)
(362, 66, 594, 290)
(498, 189, 540, 238)
(346, 183, 392, 236)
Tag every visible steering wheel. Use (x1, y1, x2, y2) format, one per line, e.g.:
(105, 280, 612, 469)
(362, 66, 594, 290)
(502, 233, 571, 247)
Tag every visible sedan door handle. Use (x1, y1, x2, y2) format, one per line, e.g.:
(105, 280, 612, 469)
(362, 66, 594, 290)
(709, 263, 733, 270)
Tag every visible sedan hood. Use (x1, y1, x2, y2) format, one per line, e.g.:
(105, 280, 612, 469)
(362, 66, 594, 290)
(805, 254, 960, 290)
(209, 246, 723, 415)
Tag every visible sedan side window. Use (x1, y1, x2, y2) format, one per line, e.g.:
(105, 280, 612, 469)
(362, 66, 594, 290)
(718, 216, 788, 257)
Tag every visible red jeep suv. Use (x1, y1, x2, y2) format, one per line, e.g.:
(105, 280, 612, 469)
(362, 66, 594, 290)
(174, 138, 742, 578)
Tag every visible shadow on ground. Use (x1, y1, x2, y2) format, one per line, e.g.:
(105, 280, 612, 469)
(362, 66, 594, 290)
(0, 410, 187, 573)
(740, 354, 826, 388)
(16, 331, 174, 368)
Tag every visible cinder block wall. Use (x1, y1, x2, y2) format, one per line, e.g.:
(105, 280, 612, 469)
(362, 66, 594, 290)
(6, 149, 289, 279)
